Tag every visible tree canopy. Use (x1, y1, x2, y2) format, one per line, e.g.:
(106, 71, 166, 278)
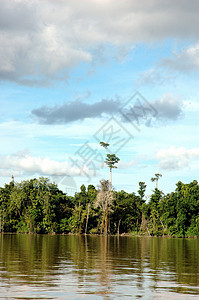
(0, 177, 198, 237)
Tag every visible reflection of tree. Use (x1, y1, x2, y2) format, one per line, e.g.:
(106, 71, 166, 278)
(64, 235, 112, 297)
(0, 234, 76, 286)
(0, 234, 198, 297)
(95, 236, 111, 297)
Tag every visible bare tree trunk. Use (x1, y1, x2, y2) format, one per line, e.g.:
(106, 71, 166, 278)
(146, 225, 151, 236)
(140, 214, 151, 236)
(104, 204, 108, 235)
(117, 219, 121, 235)
(108, 218, 111, 234)
(110, 168, 112, 192)
(85, 204, 90, 234)
(101, 210, 105, 234)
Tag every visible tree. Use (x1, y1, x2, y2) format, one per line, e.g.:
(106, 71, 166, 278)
(137, 182, 146, 204)
(99, 141, 120, 191)
(105, 154, 120, 191)
(151, 173, 162, 189)
(0, 181, 14, 232)
(1, 175, 198, 237)
(0, 177, 71, 234)
(99, 142, 109, 155)
(113, 191, 140, 235)
(137, 182, 147, 234)
(159, 192, 178, 236)
(94, 180, 114, 235)
(69, 184, 88, 234)
(148, 188, 164, 236)
(175, 180, 199, 237)
(85, 185, 97, 234)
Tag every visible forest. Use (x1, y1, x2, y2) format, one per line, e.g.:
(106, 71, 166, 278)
(0, 176, 198, 237)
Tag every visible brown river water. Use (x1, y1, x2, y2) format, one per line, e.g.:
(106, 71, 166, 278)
(0, 234, 198, 299)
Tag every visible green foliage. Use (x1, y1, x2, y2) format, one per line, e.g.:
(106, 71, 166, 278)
(147, 188, 164, 236)
(105, 154, 120, 169)
(99, 142, 109, 151)
(112, 191, 141, 234)
(151, 173, 162, 189)
(137, 182, 146, 204)
(99, 142, 120, 192)
(0, 178, 72, 234)
(0, 177, 198, 237)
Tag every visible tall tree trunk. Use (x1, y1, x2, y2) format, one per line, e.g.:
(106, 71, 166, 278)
(85, 204, 90, 234)
(110, 168, 112, 192)
(104, 204, 108, 235)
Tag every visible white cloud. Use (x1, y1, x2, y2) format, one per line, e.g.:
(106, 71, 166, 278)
(152, 94, 183, 121)
(0, 0, 199, 85)
(156, 146, 199, 170)
(0, 151, 91, 177)
(160, 44, 199, 73)
(136, 43, 199, 87)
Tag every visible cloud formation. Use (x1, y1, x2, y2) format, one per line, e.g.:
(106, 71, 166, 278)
(32, 99, 120, 124)
(152, 94, 183, 121)
(156, 146, 199, 170)
(1, 0, 199, 85)
(0, 151, 89, 177)
(121, 93, 183, 127)
(136, 44, 199, 87)
(31, 93, 184, 125)
(160, 44, 199, 73)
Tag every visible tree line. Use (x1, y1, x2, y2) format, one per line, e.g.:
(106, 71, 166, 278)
(0, 177, 198, 237)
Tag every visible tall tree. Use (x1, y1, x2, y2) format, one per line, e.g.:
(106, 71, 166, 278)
(99, 141, 120, 191)
(105, 154, 120, 191)
(148, 188, 164, 236)
(137, 182, 147, 204)
(99, 141, 109, 155)
(151, 173, 162, 189)
(85, 185, 97, 234)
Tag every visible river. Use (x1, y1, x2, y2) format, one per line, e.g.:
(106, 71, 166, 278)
(0, 234, 198, 299)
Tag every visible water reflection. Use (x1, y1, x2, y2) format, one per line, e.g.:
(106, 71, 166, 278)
(0, 234, 198, 299)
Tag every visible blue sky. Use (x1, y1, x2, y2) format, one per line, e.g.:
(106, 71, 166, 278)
(0, 0, 199, 196)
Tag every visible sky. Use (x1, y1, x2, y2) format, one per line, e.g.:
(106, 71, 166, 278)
(0, 0, 199, 196)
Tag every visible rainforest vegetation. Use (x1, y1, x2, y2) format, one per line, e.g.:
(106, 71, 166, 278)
(0, 177, 198, 237)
